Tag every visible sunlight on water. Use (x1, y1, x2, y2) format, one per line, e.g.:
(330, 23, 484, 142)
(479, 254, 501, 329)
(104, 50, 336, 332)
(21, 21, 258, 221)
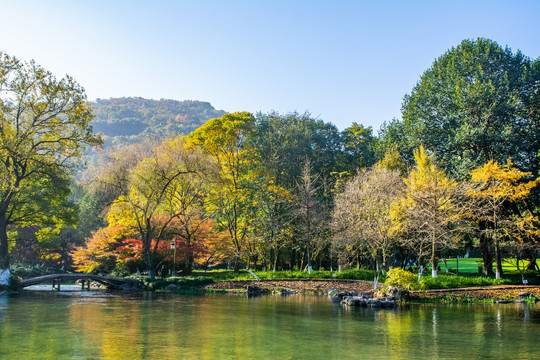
(0, 291, 539, 359)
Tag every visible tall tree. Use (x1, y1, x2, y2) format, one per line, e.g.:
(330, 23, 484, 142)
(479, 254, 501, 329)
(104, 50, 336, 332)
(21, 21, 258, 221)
(0, 52, 101, 269)
(187, 112, 256, 272)
(332, 162, 403, 271)
(391, 146, 468, 277)
(468, 160, 539, 279)
(393, 38, 540, 179)
(106, 138, 210, 279)
(294, 161, 325, 273)
(341, 122, 377, 171)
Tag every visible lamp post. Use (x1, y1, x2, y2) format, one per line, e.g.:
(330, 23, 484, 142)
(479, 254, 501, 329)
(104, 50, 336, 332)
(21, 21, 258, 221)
(170, 239, 176, 276)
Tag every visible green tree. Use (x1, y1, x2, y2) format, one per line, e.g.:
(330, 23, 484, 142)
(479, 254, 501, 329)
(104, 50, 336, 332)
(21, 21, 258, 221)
(399, 38, 540, 179)
(187, 112, 257, 272)
(341, 122, 377, 171)
(0, 52, 101, 269)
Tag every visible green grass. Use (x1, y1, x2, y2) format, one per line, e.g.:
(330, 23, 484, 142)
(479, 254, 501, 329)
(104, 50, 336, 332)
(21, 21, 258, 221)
(126, 275, 214, 290)
(419, 274, 512, 290)
(436, 257, 540, 274)
(192, 269, 381, 282)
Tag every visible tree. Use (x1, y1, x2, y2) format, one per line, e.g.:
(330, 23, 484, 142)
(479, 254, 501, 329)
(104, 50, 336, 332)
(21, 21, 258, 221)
(294, 161, 328, 273)
(391, 146, 469, 277)
(341, 122, 377, 171)
(249, 112, 344, 270)
(187, 112, 256, 272)
(468, 160, 539, 279)
(0, 52, 102, 269)
(394, 38, 539, 179)
(105, 138, 211, 279)
(332, 162, 403, 272)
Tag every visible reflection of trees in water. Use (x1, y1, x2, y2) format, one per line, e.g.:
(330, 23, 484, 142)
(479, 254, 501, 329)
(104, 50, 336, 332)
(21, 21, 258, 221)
(0, 295, 7, 325)
(2, 295, 540, 358)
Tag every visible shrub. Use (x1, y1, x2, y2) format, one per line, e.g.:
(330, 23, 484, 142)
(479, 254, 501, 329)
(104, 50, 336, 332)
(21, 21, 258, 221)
(385, 268, 422, 290)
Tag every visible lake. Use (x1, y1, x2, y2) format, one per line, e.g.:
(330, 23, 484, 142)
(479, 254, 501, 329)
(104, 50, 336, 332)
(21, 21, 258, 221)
(0, 288, 539, 359)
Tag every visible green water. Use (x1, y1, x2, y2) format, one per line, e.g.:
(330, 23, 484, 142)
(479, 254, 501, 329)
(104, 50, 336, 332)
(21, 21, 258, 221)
(0, 290, 539, 359)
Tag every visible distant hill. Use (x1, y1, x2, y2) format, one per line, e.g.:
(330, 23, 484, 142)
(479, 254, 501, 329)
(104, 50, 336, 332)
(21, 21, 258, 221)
(90, 97, 227, 147)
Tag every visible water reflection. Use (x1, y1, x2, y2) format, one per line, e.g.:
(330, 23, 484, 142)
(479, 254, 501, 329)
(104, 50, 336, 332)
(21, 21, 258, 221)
(1, 292, 540, 359)
(0, 295, 7, 325)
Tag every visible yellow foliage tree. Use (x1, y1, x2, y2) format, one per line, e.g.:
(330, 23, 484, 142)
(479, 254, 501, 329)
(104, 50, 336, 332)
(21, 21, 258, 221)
(468, 159, 539, 279)
(391, 146, 468, 277)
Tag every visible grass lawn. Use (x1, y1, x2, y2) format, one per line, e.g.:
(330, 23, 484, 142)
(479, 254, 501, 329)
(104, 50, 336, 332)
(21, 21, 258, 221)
(436, 257, 540, 274)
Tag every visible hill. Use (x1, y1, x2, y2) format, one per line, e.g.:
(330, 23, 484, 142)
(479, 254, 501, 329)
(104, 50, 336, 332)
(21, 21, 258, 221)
(90, 97, 227, 147)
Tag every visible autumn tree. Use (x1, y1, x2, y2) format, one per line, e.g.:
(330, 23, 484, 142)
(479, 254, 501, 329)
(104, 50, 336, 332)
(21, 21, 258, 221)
(0, 52, 102, 270)
(391, 146, 469, 277)
(468, 160, 539, 279)
(332, 162, 403, 271)
(105, 138, 211, 279)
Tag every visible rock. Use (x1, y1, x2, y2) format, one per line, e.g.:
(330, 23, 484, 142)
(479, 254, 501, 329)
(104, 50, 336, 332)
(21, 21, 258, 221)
(327, 289, 338, 296)
(519, 292, 531, 299)
(167, 284, 178, 291)
(339, 295, 397, 309)
(247, 286, 269, 296)
(496, 300, 510, 304)
(280, 288, 295, 295)
(385, 286, 408, 300)
(514, 299, 527, 304)
(359, 291, 374, 298)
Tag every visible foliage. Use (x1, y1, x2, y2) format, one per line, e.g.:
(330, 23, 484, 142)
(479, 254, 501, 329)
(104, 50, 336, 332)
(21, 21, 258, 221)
(72, 224, 134, 274)
(397, 38, 540, 180)
(385, 268, 422, 290)
(332, 163, 403, 270)
(391, 146, 469, 277)
(187, 112, 257, 271)
(0, 51, 102, 268)
(468, 159, 539, 278)
(197, 268, 380, 281)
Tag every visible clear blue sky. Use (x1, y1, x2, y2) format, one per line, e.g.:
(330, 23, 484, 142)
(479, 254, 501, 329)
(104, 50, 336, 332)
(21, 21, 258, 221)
(2, 0, 539, 131)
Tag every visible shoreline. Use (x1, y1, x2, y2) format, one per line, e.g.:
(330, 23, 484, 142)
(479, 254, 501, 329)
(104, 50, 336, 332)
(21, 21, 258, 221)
(200, 279, 540, 303)
(201, 278, 378, 295)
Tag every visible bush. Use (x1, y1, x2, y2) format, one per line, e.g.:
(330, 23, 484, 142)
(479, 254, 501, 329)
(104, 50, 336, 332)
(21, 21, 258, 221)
(385, 268, 422, 290)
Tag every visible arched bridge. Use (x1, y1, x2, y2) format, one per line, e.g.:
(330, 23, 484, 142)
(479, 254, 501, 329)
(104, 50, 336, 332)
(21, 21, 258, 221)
(20, 273, 143, 290)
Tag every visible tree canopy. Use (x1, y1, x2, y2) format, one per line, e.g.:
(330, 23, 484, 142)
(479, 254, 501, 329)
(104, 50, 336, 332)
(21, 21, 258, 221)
(0, 52, 102, 269)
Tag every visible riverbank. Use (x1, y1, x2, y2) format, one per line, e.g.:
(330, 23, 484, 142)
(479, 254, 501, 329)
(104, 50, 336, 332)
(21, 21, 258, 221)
(408, 285, 540, 303)
(200, 278, 378, 294)
(198, 279, 540, 304)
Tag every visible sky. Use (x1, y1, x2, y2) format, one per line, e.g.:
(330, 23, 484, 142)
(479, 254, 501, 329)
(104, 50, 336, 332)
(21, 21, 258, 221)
(1, 0, 539, 131)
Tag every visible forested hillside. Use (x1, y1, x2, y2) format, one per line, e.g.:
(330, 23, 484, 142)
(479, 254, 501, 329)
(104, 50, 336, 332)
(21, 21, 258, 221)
(90, 97, 226, 147)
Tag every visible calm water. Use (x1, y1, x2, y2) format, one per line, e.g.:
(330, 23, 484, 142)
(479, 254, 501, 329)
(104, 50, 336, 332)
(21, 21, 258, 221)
(0, 288, 539, 359)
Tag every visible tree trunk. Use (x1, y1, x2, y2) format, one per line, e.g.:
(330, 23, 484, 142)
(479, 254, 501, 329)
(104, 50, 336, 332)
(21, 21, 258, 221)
(144, 250, 155, 280)
(431, 233, 437, 278)
(0, 215, 10, 269)
(185, 254, 194, 275)
(494, 238, 503, 280)
(526, 255, 537, 271)
(479, 224, 494, 276)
